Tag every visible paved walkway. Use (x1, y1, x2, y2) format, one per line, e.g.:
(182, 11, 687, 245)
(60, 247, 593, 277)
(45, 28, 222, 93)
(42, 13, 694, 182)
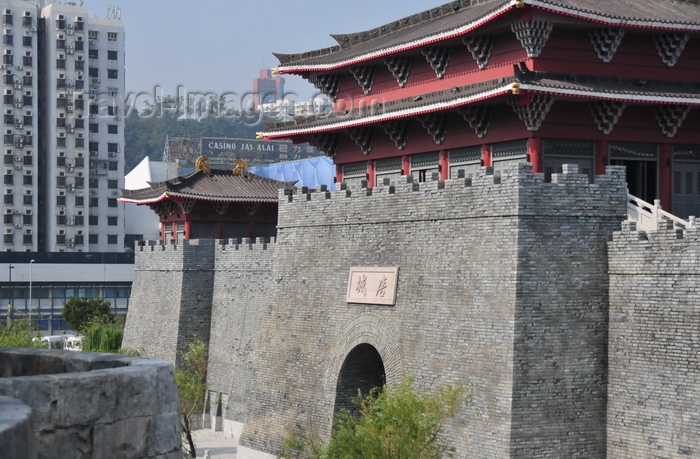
(191, 429, 238, 458)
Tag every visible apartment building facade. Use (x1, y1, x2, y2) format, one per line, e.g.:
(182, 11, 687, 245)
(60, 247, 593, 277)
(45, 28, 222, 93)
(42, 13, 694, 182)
(2, 0, 124, 253)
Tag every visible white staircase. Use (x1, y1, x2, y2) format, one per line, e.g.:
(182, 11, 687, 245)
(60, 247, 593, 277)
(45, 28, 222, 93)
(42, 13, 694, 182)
(627, 194, 696, 232)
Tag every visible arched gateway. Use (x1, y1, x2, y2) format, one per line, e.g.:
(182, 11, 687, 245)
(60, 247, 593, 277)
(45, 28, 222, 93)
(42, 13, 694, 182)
(334, 343, 386, 417)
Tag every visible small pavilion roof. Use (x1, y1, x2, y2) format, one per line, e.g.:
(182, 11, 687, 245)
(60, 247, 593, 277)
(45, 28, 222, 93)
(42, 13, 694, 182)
(274, 0, 700, 73)
(119, 169, 297, 205)
(262, 66, 700, 140)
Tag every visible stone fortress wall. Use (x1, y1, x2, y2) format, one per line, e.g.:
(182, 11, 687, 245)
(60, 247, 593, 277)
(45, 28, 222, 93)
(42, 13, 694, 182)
(607, 220, 700, 458)
(123, 162, 700, 458)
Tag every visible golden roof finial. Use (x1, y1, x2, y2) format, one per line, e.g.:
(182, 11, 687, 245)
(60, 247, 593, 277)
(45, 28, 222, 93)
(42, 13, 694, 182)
(195, 156, 211, 173)
(515, 0, 525, 8)
(271, 67, 280, 75)
(511, 82, 521, 95)
(233, 156, 248, 176)
(256, 132, 264, 140)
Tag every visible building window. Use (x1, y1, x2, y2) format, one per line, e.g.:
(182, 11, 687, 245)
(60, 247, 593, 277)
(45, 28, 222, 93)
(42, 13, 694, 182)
(88, 67, 98, 78)
(108, 50, 117, 60)
(74, 216, 84, 226)
(107, 32, 117, 42)
(22, 175, 31, 185)
(56, 234, 65, 245)
(75, 138, 84, 148)
(88, 49, 98, 59)
(107, 88, 118, 97)
(22, 194, 31, 205)
(89, 197, 98, 208)
(22, 55, 31, 66)
(3, 155, 11, 165)
(107, 69, 118, 79)
(56, 58, 65, 69)
(75, 157, 84, 168)
(88, 178, 98, 188)
(108, 198, 117, 207)
(56, 176, 66, 187)
(107, 143, 118, 153)
(3, 214, 11, 224)
(56, 137, 66, 147)
(74, 41, 84, 51)
(23, 155, 31, 166)
(88, 30, 98, 41)
(22, 234, 31, 245)
(75, 196, 83, 206)
(56, 195, 66, 206)
(22, 16, 31, 27)
(89, 215, 98, 226)
(56, 215, 66, 226)
(108, 216, 118, 226)
(108, 161, 118, 171)
(4, 233, 12, 244)
(89, 123, 98, 133)
(89, 234, 98, 244)
(22, 214, 30, 224)
(3, 35, 12, 46)
(75, 119, 84, 129)
(75, 177, 84, 188)
(74, 60, 84, 71)
(56, 39, 65, 49)
(56, 156, 66, 167)
(3, 54, 13, 65)
(56, 118, 66, 128)
(107, 235, 118, 244)
(89, 141, 98, 152)
(107, 179, 118, 189)
(107, 106, 118, 116)
(4, 174, 12, 185)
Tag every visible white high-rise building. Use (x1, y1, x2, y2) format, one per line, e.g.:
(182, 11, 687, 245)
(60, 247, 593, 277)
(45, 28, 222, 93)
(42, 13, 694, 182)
(1, 0, 124, 252)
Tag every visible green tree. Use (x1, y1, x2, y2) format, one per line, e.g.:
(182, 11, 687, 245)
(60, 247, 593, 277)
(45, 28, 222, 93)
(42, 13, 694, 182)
(176, 340, 208, 458)
(284, 377, 465, 459)
(81, 316, 124, 352)
(62, 297, 114, 333)
(0, 317, 41, 347)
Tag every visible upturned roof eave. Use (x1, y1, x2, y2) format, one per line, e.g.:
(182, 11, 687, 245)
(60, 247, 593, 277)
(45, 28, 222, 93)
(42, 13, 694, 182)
(276, 0, 700, 74)
(262, 84, 513, 140)
(119, 192, 281, 205)
(262, 83, 700, 140)
(276, 2, 515, 75)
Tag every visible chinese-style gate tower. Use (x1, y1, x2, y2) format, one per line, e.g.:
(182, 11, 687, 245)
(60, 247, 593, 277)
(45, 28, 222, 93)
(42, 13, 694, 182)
(262, 0, 700, 219)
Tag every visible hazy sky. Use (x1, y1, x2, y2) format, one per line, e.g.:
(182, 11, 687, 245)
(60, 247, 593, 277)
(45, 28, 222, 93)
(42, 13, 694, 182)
(81, 1, 442, 105)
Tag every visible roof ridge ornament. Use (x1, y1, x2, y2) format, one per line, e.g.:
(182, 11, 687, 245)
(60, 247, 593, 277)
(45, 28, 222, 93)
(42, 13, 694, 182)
(654, 105, 691, 138)
(653, 33, 689, 68)
(380, 119, 410, 150)
(507, 94, 554, 131)
(589, 101, 626, 135)
(463, 35, 493, 70)
(384, 56, 412, 88)
(511, 20, 553, 58)
(309, 74, 341, 101)
(458, 105, 491, 139)
(195, 156, 211, 174)
(589, 28, 625, 64)
(421, 46, 451, 79)
(349, 66, 376, 95)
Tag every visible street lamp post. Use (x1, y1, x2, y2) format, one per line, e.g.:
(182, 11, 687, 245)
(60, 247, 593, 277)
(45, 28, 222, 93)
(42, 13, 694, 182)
(29, 260, 34, 330)
(8, 264, 14, 322)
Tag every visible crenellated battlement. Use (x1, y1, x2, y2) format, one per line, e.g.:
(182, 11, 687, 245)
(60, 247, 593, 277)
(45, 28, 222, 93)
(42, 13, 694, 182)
(277, 163, 628, 230)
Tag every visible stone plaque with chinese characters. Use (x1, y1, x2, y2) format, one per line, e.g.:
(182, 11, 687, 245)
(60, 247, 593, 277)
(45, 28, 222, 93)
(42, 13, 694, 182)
(346, 267, 399, 306)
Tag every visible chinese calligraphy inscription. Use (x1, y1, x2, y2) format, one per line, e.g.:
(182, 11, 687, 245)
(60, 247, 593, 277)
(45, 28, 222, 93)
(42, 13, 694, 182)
(346, 267, 399, 305)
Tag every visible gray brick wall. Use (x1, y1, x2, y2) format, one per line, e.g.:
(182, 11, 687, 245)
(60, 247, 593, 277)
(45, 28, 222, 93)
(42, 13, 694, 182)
(122, 239, 216, 362)
(207, 238, 274, 426)
(607, 222, 700, 458)
(238, 163, 628, 457)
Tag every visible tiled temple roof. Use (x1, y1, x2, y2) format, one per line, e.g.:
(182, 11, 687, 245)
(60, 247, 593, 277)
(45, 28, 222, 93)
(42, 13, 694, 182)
(274, 0, 700, 73)
(119, 169, 297, 205)
(262, 65, 700, 139)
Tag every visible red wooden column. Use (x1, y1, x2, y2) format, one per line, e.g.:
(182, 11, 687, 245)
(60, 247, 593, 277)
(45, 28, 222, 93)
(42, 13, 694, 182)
(160, 223, 165, 241)
(659, 143, 673, 211)
(595, 140, 608, 176)
(171, 223, 177, 242)
(184, 221, 192, 240)
(246, 222, 254, 239)
(481, 144, 491, 167)
(367, 160, 376, 188)
(528, 138, 542, 173)
(401, 155, 410, 175)
(439, 150, 449, 180)
(215, 222, 223, 240)
(335, 164, 343, 184)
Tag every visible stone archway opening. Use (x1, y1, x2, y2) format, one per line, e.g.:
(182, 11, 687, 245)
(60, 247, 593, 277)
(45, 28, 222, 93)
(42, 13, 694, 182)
(333, 343, 386, 418)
